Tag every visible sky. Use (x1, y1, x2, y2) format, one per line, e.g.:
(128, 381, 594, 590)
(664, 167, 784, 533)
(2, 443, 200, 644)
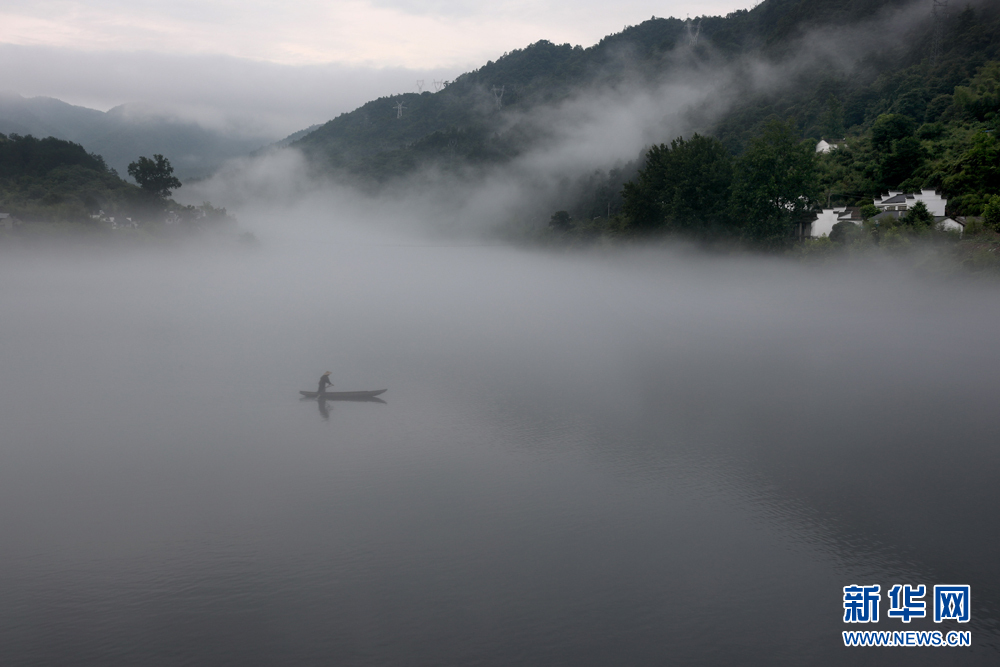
(0, 0, 755, 136)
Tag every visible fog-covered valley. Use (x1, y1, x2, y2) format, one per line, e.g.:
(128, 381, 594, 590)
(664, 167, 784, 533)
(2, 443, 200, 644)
(3, 0, 1000, 664)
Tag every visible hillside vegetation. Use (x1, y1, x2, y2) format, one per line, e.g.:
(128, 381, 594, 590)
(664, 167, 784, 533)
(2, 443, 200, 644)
(290, 0, 998, 250)
(292, 0, 937, 177)
(0, 133, 137, 223)
(0, 132, 237, 243)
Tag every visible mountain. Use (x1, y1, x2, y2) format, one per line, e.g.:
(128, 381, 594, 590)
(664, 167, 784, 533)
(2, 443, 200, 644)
(0, 93, 276, 181)
(288, 0, 997, 189)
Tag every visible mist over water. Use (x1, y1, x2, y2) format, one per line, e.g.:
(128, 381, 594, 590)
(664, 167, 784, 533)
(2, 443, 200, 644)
(1, 211, 999, 664)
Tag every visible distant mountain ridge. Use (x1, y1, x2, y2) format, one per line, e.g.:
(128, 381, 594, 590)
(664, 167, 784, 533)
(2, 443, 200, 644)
(251, 124, 323, 157)
(0, 93, 276, 181)
(287, 0, 993, 183)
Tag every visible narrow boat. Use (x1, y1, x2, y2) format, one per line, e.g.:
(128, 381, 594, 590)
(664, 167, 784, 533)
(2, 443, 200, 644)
(299, 389, 387, 400)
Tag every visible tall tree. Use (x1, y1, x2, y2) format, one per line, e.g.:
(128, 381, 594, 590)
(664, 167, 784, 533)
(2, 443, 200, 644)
(127, 154, 182, 203)
(730, 119, 819, 249)
(820, 95, 846, 139)
(880, 136, 925, 187)
(621, 134, 734, 236)
(870, 114, 915, 151)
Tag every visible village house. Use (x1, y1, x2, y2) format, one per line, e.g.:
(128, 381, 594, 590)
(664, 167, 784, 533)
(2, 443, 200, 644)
(874, 189, 946, 216)
(815, 139, 842, 153)
(806, 207, 863, 237)
(806, 189, 964, 237)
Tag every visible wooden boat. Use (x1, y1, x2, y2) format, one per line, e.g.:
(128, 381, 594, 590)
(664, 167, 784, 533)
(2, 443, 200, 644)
(299, 389, 387, 400)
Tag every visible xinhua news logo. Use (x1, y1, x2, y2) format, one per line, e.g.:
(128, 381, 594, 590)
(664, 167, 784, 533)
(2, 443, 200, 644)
(842, 584, 972, 648)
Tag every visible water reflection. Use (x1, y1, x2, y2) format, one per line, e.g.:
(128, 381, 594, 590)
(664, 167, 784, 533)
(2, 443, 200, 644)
(299, 394, 388, 421)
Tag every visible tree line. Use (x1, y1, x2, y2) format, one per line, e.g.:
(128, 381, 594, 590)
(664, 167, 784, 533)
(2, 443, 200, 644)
(0, 132, 233, 234)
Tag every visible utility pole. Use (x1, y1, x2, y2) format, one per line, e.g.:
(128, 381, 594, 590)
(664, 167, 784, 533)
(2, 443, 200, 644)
(416, 80, 424, 93)
(393, 101, 407, 119)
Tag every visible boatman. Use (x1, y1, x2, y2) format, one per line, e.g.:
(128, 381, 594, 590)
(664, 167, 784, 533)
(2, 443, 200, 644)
(317, 371, 333, 394)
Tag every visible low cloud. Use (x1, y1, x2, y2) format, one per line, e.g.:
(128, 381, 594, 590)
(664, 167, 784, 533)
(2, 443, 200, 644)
(0, 44, 461, 138)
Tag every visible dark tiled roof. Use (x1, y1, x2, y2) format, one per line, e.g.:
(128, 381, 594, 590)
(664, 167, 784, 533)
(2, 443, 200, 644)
(879, 194, 909, 205)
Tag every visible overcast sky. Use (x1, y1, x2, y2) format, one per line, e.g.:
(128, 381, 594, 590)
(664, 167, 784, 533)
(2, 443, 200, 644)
(0, 0, 755, 136)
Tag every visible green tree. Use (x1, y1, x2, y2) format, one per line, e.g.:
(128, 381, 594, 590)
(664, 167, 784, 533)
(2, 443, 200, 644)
(953, 62, 1000, 121)
(860, 203, 880, 221)
(549, 210, 573, 231)
(829, 220, 860, 244)
(901, 200, 934, 230)
(943, 132, 1000, 203)
(127, 154, 182, 203)
(880, 136, 925, 187)
(820, 95, 845, 139)
(870, 114, 915, 151)
(621, 134, 733, 236)
(983, 194, 1000, 232)
(730, 119, 819, 249)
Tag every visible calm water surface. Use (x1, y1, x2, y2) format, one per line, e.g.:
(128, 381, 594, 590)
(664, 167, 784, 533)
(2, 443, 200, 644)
(0, 240, 997, 665)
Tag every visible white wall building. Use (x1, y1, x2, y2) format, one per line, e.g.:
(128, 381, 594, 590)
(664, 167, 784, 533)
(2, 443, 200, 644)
(816, 139, 840, 153)
(806, 190, 961, 238)
(809, 208, 844, 237)
(874, 189, 947, 216)
(806, 207, 863, 238)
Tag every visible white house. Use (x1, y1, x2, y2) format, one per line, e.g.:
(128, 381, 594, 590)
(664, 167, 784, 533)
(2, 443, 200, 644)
(816, 139, 839, 153)
(808, 208, 844, 237)
(806, 191, 961, 238)
(873, 189, 947, 217)
(806, 207, 863, 238)
(936, 216, 964, 233)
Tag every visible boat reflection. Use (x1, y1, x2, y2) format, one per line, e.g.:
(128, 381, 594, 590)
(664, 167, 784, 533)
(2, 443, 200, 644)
(299, 394, 387, 421)
(298, 395, 387, 404)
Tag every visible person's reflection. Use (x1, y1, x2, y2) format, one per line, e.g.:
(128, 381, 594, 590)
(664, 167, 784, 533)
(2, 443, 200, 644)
(317, 396, 331, 421)
(302, 394, 387, 422)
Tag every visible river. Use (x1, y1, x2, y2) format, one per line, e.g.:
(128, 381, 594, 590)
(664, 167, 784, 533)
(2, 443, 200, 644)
(0, 237, 997, 665)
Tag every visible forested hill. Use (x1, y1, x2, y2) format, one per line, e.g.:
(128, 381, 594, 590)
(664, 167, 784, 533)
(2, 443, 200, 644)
(290, 0, 974, 180)
(0, 133, 235, 237)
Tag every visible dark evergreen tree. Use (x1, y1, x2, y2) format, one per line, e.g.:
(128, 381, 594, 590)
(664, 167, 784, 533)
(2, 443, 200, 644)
(127, 154, 182, 203)
(730, 119, 819, 248)
(621, 134, 734, 237)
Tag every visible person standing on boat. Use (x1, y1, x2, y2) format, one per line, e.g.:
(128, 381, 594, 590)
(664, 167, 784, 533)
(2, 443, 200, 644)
(317, 371, 333, 394)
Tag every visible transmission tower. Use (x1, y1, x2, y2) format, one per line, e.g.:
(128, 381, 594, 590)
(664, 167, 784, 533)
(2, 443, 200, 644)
(393, 101, 407, 119)
(931, 0, 949, 64)
(685, 19, 701, 45)
(492, 85, 505, 110)
(416, 80, 425, 93)
(433, 80, 444, 92)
